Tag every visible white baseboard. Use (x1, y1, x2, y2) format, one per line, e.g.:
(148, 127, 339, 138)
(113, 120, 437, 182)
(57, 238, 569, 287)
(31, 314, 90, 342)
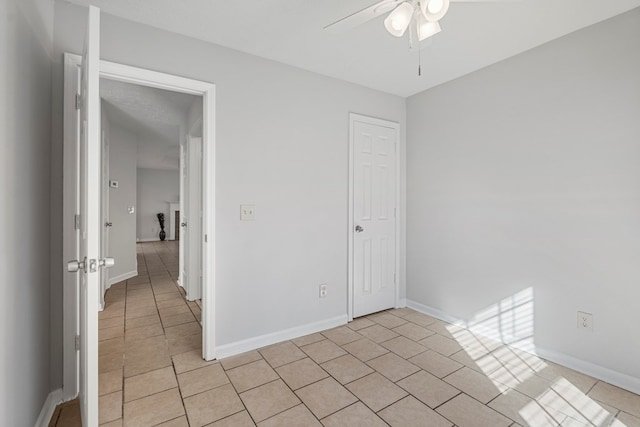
(216, 315, 349, 359)
(35, 388, 63, 427)
(536, 347, 640, 396)
(408, 299, 537, 354)
(406, 299, 640, 396)
(108, 270, 138, 286)
(136, 238, 160, 242)
(406, 299, 460, 324)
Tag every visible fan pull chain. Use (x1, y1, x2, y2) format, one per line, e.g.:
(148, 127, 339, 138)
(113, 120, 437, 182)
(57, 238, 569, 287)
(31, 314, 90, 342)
(409, 18, 415, 50)
(418, 44, 422, 76)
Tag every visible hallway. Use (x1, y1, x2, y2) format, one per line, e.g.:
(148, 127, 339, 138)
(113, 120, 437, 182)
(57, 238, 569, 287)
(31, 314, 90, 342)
(51, 241, 204, 425)
(100, 240, 203, 424)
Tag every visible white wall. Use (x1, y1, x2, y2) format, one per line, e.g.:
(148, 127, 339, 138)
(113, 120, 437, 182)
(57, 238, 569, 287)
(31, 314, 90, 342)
(51, 3, 406, 350)
(106, 116, 138, 281)
(0, 0, 54, 424)
(137, 168, 180, 241)
(407, 8, 640, 389)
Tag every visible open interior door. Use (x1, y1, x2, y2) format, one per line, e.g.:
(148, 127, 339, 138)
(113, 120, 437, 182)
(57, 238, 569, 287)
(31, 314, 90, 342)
(66, 6, 103, 426)
(187, 136, 203, 301)
(180, 141, 188, 291)
(180, 136, 203, 301)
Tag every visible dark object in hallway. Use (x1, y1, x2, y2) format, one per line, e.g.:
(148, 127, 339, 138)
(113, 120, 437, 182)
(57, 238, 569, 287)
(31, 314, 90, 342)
(157, 212, 166, 241)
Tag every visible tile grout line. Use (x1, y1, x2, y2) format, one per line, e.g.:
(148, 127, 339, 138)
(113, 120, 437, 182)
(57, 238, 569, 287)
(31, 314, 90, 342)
(118, 259, 138, 421)
(321, 400, 393, 426)
(258, 350, 353, 426)
(119, 242, 188, 425)
(258, 348, 333, 424)
(222, 360, 260, 425)
(152, 242, 191, 425)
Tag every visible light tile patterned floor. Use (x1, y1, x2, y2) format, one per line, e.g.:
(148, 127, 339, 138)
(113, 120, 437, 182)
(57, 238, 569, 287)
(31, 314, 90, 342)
(51, 242, 640, 426)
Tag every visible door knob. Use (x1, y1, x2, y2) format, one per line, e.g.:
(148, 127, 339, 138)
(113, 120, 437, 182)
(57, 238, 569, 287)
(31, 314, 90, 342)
(99, 257, 115, 268)
(67, 258, 86, 273)
(105, 222, 113, 227)
(181, 222, 187, 227)
(355, 225, 364, 233)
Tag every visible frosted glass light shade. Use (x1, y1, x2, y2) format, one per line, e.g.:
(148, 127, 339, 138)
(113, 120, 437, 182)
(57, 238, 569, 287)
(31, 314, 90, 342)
(420, 0, 450, 22)
(384, 2, 415, 37)
(418, 16, 441, 40)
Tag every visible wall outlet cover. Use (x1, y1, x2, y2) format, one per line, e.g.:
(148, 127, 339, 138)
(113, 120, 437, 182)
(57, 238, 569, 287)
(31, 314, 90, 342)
(319, 284, 328, 298)
(109, 180, 119, 188)
(577, 311, 593, 332)
(240, 205, 256, 221)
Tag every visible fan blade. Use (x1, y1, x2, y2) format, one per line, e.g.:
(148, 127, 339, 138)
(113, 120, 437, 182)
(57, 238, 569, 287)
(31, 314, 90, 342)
(324, 0, 403, 33)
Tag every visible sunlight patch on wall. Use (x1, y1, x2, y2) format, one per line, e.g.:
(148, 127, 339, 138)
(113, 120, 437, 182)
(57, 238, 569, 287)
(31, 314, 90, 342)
(466, 287, 535, 353)
(441, 287, 624, 426)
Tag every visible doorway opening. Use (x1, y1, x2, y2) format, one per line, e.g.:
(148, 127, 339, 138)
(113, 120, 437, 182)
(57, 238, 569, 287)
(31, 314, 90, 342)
(96, 78, 206, 409)
(62, 52, 216, 410)
(99, 77, 202, 304)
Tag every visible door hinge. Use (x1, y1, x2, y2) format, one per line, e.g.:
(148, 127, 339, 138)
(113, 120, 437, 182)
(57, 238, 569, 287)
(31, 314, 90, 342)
(75, 94, 81, 110)
(74, 335, 80, 351)
(74, 214, 81, 230)
(394, 273, 397, 284)
(204, 234, 208, 243)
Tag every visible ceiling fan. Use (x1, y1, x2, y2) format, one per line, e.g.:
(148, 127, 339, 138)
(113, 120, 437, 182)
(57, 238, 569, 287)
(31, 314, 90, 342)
(324, 0, 513, 44)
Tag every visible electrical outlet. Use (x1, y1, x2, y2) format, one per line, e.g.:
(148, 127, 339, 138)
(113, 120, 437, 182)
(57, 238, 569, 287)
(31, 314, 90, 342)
(577, 311, 593, 332)
(319, 284, 327, 298)
(240, 205, 256, 221)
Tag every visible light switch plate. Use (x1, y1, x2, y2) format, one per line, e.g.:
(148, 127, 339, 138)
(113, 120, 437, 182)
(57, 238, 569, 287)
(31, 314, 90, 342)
(240, 205, 256, 221)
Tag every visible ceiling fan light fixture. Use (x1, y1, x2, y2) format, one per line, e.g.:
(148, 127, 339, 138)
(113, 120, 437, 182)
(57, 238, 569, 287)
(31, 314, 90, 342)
(417, 16, 441, 41)
(420, 0, 450, 22)
(384, 2, 415, 37)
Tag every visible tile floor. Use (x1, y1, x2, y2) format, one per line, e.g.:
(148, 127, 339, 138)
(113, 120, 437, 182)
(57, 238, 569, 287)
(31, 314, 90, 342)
(50, 242, 640, 426)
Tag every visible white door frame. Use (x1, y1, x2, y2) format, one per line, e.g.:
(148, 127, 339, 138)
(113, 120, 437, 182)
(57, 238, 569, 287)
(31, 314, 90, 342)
(62, 54, 217, 400)
(100, 128, 110, 309)
(168, 202, 180, 241)
(347, 113, 401, 322)
(179, 141, 187, 288)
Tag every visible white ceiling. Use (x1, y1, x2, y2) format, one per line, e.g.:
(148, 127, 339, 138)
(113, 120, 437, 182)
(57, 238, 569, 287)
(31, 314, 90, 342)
(100, 79, 199, 170)
(68, 0, 640, 97)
